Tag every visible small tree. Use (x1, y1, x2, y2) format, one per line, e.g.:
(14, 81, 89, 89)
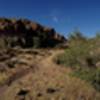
(68, 29, 86, 41)
(96, 32, 100, 38)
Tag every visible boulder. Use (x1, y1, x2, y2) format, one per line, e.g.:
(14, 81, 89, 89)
(0, 18, 67, 48)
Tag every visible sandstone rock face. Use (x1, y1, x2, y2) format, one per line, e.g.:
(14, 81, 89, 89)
(0, 18, 67, 48)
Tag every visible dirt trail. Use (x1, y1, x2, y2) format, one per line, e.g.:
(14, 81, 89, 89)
(0, 49, 65, 97)
(39, 50, 71, 75)
(0, 49, 99, 100)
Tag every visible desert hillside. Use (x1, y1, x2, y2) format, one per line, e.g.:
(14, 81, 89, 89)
(0, 18, 100, 100)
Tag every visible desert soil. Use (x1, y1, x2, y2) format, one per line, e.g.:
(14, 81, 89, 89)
(0, 48, 99, 100)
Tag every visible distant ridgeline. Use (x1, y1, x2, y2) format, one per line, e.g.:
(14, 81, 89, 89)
(0, 18, 67, 48)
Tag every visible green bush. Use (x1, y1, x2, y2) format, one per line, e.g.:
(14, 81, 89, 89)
(71, 68, 100, 91)
(0, 36, 24, 49)
(55, 35, 100, 91)
(92, 69, 100, 91)
(0, 36, 9, 49)
(56, 40, 96, 68)
(55, 36, 100, 68)
(68, 29, 86, 41)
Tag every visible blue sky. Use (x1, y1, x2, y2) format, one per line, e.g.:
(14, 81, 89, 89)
(0, 0, 100, 37)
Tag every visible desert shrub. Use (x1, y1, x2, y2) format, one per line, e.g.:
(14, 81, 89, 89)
(71, 68, 95, 82)
(55, 35, 100, 91)
(96, 33, 100, 38)
(92, 69, 100, 91)
(0, 38, 6, 49)
(71, 68, 100, 91)
(33, 37, 41, 48)
(0, 73, 8, 85)
(4, 36, 21, 48)
(55, 37, 100, 68)
(56, 41, 94, 68)
(0, 36, 8, 49)
(68, 29, 86, 41)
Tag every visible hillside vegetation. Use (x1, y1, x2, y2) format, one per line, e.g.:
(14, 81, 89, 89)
(0, 18, 100, 100)
(55, 31, 100, 91)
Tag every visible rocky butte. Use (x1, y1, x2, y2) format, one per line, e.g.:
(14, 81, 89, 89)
(0, 18, 67, 48)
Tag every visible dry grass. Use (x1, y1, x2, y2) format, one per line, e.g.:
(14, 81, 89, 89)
(0, 49, 99, 100)
(0, 73, 8, 85)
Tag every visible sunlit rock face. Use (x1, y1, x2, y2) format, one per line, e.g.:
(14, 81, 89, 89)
(0, 18, 67, 48)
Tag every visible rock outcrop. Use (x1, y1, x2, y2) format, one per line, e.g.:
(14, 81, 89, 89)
(0, 18, 67, 48)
